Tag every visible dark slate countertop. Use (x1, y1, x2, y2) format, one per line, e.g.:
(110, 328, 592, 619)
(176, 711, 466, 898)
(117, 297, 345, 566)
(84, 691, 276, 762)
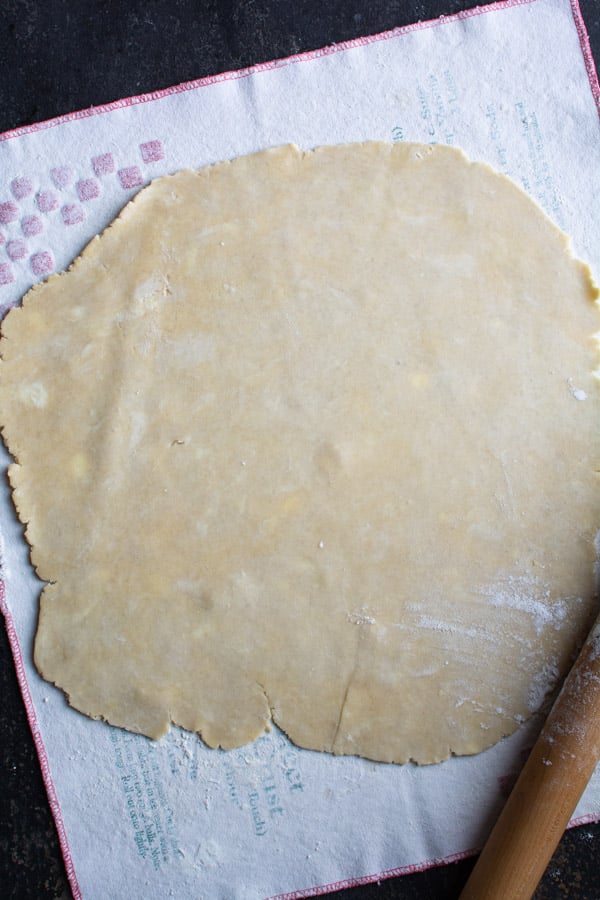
(1, 2, 599, 898)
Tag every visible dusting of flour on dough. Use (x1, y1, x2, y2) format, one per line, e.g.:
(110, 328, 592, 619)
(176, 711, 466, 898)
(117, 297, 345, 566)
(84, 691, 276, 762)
(19, 381, 48, 408)
(347, 606, 376, 626)
(481, 573, 570, 636)
(528, 658, 561, 711)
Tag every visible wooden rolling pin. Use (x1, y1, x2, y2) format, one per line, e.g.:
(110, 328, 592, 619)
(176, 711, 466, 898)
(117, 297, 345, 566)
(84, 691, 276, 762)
(459, 612, 600, 900)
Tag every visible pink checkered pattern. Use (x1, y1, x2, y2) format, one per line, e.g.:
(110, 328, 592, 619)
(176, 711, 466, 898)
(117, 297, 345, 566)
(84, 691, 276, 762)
(36, 190, 58, 213)
(92, 153, 115, 176)
(1, 136, 166, 290)
(0, 201, 19, 225)
(61, 204, 84, 226)
(118, 166, 144, 189)
(6, 239, 28, 261)
(11, 177, 33, 200)
(50, 166, 74, 189)
(21, 215, 43, 237)
(140, 140, 164, 163)
(30, 251, 54, 276)
(76, 179, 100, 202)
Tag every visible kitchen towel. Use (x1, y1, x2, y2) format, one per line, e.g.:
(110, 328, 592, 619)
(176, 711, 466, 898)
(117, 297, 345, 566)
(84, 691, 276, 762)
(1, 1, 599, 897)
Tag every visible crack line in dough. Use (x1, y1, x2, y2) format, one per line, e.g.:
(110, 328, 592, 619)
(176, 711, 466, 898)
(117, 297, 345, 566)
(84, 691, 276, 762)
(331, 629, 363, 753)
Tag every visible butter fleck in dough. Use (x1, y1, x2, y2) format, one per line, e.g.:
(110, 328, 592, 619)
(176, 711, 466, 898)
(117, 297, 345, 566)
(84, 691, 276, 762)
(1, 142, 599, 764)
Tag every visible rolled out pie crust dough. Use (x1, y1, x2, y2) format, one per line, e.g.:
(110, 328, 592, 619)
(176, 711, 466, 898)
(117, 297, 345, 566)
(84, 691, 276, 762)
(1, 142, 599, 764)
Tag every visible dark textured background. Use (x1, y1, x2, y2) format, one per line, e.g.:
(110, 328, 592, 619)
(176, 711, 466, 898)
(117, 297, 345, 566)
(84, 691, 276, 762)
(1, 2, 599, 898)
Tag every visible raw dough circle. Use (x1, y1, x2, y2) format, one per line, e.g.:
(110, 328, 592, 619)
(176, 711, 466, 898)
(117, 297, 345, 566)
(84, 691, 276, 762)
(1, 142, 598, 764)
